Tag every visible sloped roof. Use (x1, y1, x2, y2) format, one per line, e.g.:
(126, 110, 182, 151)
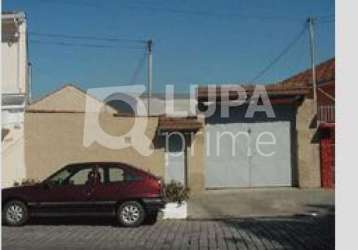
(197, 85, 310, 100)
(270, 57, 335, 89)
(196, 58, 334, 101)
(27, 85, 116, 113)
(196, 83, 310, 102)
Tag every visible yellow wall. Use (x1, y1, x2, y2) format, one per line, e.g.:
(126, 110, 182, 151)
(24, 113, 165, 181)
(23, 85, 319, 191)
(24, 112, 206, 192)
(296, 98, 321, 187)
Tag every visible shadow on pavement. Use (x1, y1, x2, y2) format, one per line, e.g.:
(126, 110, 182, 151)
(220, 204, 335, 250)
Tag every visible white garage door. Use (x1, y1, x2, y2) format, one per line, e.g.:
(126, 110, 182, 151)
(205, 121, 292, 188)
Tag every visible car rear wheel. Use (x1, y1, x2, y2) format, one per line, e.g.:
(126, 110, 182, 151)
(3, 200, 29, 226)
(117, 201, 145, 227)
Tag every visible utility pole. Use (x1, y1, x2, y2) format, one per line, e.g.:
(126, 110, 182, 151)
(147, 40, 153, 116)
(307, 17, 318, 118)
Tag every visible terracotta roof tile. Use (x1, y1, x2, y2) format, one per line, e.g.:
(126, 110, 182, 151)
(270, 57, 335, 89)
(196, 85, 310, 101)
(196, 57, 334, 100)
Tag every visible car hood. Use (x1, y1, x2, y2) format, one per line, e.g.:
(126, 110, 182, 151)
(2, 184, 41, 196)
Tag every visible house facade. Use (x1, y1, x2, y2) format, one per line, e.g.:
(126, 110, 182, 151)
(16, 54, 334, 192)
(317, 61, 335, 189)
(196, 84, 320, 189)
(1, 12, 29, 187)
(22, 78, 325, 193)
(278, 58, 335, 188)
(263, 58, 335, 188)
(24, 85, 205, 192)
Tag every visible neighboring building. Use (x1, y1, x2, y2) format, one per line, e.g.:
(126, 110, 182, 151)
(194, 58, 334, 189)
(196, 84, 318, 189)
(317, 68, 335, 189)
(277, 58, 335, 188)
(1, 11, 29, 187)
(24, 85, 204, 192)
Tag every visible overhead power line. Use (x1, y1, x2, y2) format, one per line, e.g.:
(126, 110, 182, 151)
(316, 15, 335, 20)
(315, 14, 335, 24)
(29, 32, 146, 44)
(317, 19, 335, 24)
(130, 51, 147, 84)
(30, 0, 312, 23)
(248, 24, 308, 83)
(29, 39, 145, 50)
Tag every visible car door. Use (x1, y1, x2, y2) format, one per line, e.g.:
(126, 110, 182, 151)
(91, 165, 139, 215)
(31, 165, 104, 215)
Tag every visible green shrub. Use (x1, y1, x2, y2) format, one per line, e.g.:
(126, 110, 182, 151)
(164, 180, 190, 205)
(13, 178, 40, 187)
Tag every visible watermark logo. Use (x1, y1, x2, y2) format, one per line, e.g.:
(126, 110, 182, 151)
(83, 85, 153, 156)
(82, 84, 278, 159)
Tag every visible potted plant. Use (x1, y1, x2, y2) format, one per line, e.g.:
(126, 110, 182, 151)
(162, 180, 190, 219)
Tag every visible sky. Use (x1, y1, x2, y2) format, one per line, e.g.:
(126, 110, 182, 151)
(3, 0, 334, 99)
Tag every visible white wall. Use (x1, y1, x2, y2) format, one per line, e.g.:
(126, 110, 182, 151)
(2, 125, 26, 187)
(1, 13, 28, 187)
(1, 15, 27, 94)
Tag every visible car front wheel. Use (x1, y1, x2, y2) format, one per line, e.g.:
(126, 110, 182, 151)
(117, 201, 145, 227)
(3, 200, 29, 226)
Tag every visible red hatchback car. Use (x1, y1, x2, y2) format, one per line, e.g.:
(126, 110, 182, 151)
(2, 162, 166, 227)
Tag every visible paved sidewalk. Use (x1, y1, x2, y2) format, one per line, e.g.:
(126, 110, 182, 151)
(188, 188, 334, 219)
(2, 215, 334, 250)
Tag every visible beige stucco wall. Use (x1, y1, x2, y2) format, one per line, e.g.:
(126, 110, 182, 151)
(24, 113, 165, 181)
(24, 111, 206, 192)
(28, 85, 116, 113)
(296, 98, 321, 187)
(23, 96, 319, 191)
(23, 84, 206, 191)
(187, 127, 205, 193)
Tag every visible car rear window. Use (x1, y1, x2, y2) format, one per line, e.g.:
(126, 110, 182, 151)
(107, 166, 143, 183)
(109, 167, 125, 183)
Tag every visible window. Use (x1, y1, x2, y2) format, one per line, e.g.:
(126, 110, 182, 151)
(47, 166, 104, 186)
(109, 167, 125, 183)
(47, 168, 72, 186)
(106, 166, 142, 183)
(69, 167, 104, 185)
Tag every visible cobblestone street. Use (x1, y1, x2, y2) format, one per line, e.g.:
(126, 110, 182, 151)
(2, 214, 334, 250)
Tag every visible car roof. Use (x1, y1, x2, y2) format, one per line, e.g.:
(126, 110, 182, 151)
(65, 162, 158, 178)
(67, 162, 132, 168)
